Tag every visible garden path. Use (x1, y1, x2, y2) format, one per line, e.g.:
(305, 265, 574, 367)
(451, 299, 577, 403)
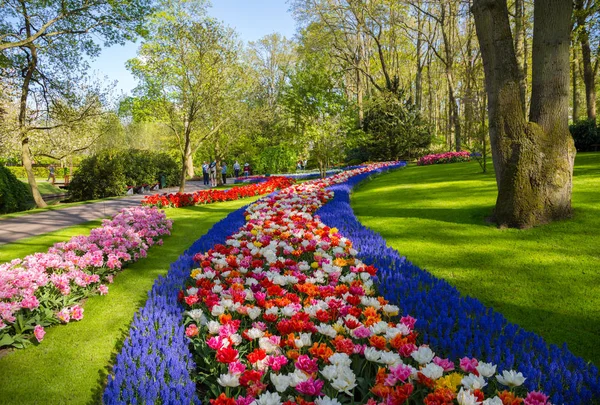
(0, 181, 208, 245)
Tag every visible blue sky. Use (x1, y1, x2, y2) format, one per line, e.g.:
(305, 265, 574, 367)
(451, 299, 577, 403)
(89, 0, 297, 96)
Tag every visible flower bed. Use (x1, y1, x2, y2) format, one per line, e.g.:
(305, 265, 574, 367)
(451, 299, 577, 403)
(0, 207, 172, 349)
(417, 151, 471, 166)
(104, 162, 598, 404)
(316, 170, 600, 404)
(142, 177, 295, 208)
(175, 165, 553, 405)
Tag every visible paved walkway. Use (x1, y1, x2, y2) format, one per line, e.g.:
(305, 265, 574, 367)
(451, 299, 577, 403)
(0, 181, 210, 245)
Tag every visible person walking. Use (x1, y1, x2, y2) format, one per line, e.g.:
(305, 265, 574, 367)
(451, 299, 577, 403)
(202, 161, 209, 185)
(221, 162, 227, 184)
(47, 164, 56, 184)
(209, 160, 217, 187)
(233, 161, 240, 178)
(243, 162, 250, 177)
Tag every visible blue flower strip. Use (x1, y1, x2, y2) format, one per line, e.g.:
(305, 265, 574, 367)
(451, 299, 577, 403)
(103, 206, 249, 404)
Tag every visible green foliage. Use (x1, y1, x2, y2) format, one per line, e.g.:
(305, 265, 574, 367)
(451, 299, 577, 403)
(569, 119, 600, 151)
(255, 145, 297, 174)
(69, 149, 179, 201)
(0, 165, 32, 213)
(362, 91, 432, 160)
(6, 165, 48, 179)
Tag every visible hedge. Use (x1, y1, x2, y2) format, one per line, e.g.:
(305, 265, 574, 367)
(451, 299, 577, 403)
(0, 165, 32, 214)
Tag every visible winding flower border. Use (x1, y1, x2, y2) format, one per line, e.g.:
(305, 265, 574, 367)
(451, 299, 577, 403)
(104, 164, 600, 404)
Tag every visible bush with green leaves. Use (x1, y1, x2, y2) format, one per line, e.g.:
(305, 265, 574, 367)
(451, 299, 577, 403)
(0, 165, 33, 213)
(254, 145, 297, 174)
(69, 149, 179, 201)
(569, 119, 600, 152)
(362, 91, 432, 160)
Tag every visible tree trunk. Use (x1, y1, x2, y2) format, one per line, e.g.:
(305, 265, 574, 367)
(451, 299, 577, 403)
(415, 1, 424, 111)
(440, 2, 461, 151)
(572, 45, 579, 121)
(514, 0, 527, 117)
(19, 44, 46, 208)
(472, 0, 575, 228)
(356, 31, 364, 127)
(447, 69, 461, 151)
(357, 68, 364, 127)
(186, 153, 195, 178)
(574, 0, 596, 122)
(179, 133, 191, 193)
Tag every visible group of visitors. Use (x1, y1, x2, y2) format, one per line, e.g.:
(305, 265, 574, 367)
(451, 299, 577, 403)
(201, 160, 252, 187)
(296, 159, 308, 171)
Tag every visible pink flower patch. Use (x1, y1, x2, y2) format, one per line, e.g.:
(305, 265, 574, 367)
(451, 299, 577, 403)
(33, 325, 45, 342)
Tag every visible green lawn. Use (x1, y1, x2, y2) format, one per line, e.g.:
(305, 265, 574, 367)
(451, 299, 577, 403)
(0, 197, 258, 404)
(352, 152, 600, 366)
(18, 178, 65, 195)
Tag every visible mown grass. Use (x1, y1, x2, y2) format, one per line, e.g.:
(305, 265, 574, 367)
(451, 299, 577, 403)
(21, 180, 66, 196)
(352, 152, 600, 366)
(0, 197, 259, 404)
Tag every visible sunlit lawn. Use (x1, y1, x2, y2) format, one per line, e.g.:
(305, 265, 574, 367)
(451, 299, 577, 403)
(0, 197, 259, 404)
(352, 152, 600, 366)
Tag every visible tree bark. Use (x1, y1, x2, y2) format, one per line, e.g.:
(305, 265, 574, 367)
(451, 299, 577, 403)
(572, 45, 579, 121)
(472, 0, 575, 228)
(19, 43, 47, 208)
(514, 0, 527, 117)
(179, 133, 191, 193)
(440, 2, 461, 151)
(186, 153, 195, 178)
(574, 0, 596, 122)
(415, 1, 424, 111)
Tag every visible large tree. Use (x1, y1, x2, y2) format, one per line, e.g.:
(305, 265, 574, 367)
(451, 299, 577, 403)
(0, 0, 151, 207)
(472, 0, 575, 228)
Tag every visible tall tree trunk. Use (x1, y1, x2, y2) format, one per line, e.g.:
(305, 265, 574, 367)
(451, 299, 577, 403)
(446, 69, 461, 151)
(440, 2, 461, 151)
(572, 45, 579, 121)
(574, 0, 596, 122)
(472, 0, 575, 228)
(357, 68, 364, 127)
(415, 1, 424, 111)
(464, 17, 475, 147)
(19, 44, 46, 208)
(179, 133, 191, 193)
(427, 51, 434, 128)
(186, 153, 195, 178)
(514, 0, 527, 116)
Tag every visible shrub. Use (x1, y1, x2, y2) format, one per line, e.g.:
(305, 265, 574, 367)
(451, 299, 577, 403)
(569, 119, 600, 152)
(0, 164, 32, 214)
(69, 150, 179, 202)
(254, 145, 297, 175)
(153, 152, 180, 187)
(69, 152, 127, 201)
